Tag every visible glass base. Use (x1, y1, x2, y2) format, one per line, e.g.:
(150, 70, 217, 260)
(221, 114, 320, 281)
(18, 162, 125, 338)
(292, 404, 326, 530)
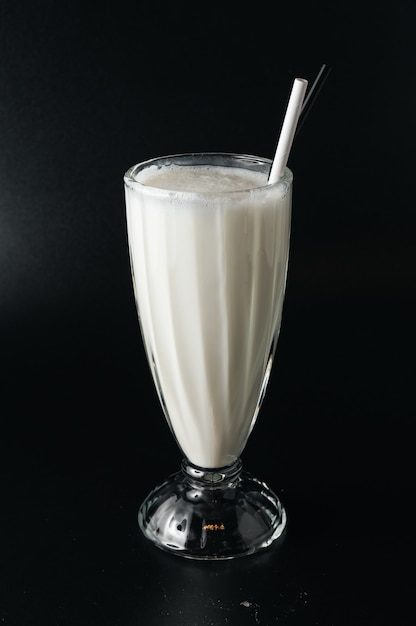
(138, 458, 286, 560)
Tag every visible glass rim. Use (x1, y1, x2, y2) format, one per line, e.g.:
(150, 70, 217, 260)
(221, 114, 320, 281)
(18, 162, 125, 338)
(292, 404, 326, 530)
(123, 152, 293, 196)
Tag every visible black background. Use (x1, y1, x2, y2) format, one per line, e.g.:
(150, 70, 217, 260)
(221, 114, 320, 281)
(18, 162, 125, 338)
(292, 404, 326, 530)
(1, 1, 415, 624)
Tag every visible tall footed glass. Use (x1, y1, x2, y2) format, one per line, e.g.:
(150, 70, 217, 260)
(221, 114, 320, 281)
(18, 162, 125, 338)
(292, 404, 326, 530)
(124, 153, 292, 559)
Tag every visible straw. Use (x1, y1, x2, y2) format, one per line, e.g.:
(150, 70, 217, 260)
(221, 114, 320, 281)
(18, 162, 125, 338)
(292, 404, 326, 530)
(301, 64, 327, 115)
(296, 64, 331, 137)
(268, 78, 308, 184)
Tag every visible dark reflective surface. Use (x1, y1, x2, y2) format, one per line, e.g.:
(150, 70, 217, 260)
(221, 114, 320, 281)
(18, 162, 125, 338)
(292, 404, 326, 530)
(1, 0, 415, 624)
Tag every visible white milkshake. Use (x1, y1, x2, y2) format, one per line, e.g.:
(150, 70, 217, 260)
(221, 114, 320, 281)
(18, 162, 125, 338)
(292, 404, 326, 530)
(125, 154, 292, 469)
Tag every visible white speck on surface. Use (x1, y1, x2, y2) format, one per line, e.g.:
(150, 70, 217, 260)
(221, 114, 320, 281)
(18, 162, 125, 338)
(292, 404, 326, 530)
(240, 600, 262, 624)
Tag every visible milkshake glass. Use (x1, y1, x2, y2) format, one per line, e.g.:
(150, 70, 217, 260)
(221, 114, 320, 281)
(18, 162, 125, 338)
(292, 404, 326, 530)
(124, 153, 292, 559)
